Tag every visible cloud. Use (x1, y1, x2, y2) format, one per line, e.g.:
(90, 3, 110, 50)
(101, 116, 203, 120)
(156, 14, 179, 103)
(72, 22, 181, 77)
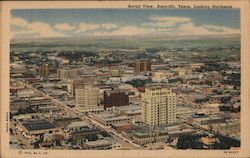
(145, 16, 240, 36)
(93, 26, 153, 36)
(101, 23, 117, 30)
(11, 16, 240, 39)
(11, 17, 66, 39)
(221, 27, 240, 34)
(27, 22, 66, 37)
(92, 22, 240, 37)
(110, 26, 150, 36)
(178, 22, 240, 35)
(202, 24, 240, 34)
(55, 23, 75, 31)
(74, 23, 100, 33)
(156, 28, 175, 32)
(151, 16, 191, 22)
(179, 23, 211, 35)
(10, 30, 38, 39)
(142, 16, 240, 36)
(145, 16, 192, 27)
(74, 23, 117, 33)
(11, 17, 28, 27)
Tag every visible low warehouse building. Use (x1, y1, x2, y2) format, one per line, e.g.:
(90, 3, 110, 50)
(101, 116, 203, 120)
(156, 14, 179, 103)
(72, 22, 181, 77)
(19, 120, 58, 136)
(82, 140, 112, 150)
(92, 112, 131, 126)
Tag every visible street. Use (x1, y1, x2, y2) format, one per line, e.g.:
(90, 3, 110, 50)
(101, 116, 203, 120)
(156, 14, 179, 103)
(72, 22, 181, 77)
(19, 79, 141, 149)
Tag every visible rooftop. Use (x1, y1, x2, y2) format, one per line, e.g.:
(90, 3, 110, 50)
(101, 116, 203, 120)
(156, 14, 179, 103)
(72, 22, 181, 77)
(145, 84, 168, 90)
(115, 104, 140, 110)
(93, 112, 130, 121)
(84, 139, 111, 147)
(168, 128, 196, 135)
(22, 120, 56, 131)
(66, 121, 89, 128)
(105, 89, 127, 95)
(133, 130, 169, 138)
(193, 116, 225, 121)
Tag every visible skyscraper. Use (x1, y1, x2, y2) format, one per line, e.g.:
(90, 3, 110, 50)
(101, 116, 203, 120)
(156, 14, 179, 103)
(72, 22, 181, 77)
(74, 77, 93, 95)
(133, 59, 151, 73)
(103, 89, 129, 109)
(75, 84, 101, 112)
(57, 68, 78, 80)
(141, 85, 176, 126)
(67, 76, 93, 95)
(38, 64, 49, 77)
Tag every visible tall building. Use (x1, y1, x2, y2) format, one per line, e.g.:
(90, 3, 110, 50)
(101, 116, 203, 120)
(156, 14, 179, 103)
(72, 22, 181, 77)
(39, 64, 49, 77)
(75, 84, 102, 112)
(58, 68, 78, 80)
(133, 59, 151, 73)
(103, 89, 129, 109)
(68, 77, 94, 96)
(141, 85, 176, 126)
(73, 76, 94, 95)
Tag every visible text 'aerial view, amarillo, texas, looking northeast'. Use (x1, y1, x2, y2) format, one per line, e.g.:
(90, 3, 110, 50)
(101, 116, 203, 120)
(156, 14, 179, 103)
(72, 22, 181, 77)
(9, 9, 240, 150)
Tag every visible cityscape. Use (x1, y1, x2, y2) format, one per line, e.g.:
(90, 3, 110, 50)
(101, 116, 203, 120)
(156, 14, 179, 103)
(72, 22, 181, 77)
(9, 9, 240, 150)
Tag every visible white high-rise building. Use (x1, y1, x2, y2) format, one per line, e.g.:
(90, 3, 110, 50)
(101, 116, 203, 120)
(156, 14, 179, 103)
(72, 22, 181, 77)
(141, 85, 176, 126)
(75, 84, 102, 112)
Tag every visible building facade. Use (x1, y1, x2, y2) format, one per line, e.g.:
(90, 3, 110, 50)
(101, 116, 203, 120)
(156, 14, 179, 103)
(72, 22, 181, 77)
(75, 84, 101, 112)
(133, 59, 151, 73)
(103, 89, 129, 109)
(141, 85, 176, 126)
(82, 140, 112, 150)
(39, 64, 49, 77)
(58, 68, 78, 80)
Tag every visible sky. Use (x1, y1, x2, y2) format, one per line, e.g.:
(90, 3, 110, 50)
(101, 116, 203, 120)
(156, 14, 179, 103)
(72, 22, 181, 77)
(11, 9, 240, 39)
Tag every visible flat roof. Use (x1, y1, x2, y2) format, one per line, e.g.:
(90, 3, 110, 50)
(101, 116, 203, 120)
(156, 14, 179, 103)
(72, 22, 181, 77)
(84, 139, 111, 146)
(111, 122, 132, 127)
(168, 128, 196, 135)
(114, 105, 141, 115)
(54, 117, 81, 122)
(105, 88, 127, 94)
(67, 121, 89, 128)
(38, 106, 58, 110)
(22, 120, 56, 131)
(93, 112, 129, 121)
(212, 122, 240, 127)
(125, 110, 141, 115)
(144, 84, 168, 90)
(133, 131, 168, 138)
(193, 116, 224, 121)
(115, 105, 141, 111)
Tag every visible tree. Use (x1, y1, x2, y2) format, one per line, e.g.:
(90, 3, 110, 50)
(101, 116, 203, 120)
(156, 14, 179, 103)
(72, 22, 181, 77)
(33, 141, 40, 149)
